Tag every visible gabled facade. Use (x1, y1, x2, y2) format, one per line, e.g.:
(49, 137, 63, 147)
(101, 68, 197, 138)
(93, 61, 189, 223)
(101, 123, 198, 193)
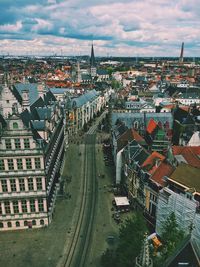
(0, 81, 64, 231)
(65, 89, 106, 136)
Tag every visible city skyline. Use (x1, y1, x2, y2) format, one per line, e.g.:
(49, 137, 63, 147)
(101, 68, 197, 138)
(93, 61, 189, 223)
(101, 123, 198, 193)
(0, 0, 200, 57)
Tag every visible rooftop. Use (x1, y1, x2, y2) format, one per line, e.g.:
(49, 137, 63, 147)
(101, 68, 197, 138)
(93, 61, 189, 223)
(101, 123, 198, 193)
(169, 163, 200, 193)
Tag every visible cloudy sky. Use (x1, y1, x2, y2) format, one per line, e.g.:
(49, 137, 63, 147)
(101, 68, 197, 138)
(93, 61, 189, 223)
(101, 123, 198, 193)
(0, 0, 199, 57)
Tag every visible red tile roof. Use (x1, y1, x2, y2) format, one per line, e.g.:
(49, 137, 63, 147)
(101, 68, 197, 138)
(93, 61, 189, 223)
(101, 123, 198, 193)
(172, 146, 200, 168)
(147, 118, 158, 134)
(142, 151, 165, 174)
(131, 129, 145, 143)
(151, 162, 175, 186)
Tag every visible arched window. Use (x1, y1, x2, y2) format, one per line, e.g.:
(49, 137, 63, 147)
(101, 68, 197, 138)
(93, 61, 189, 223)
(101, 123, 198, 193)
(0, 222, 3, 228)
(24, 221, 28, 227)
(13, 122, 18, 129)
(32, 220, 36, 226)
(7, 221, 12, 228)
(16, 221, 20, 227)
(40, 219, 44, 225)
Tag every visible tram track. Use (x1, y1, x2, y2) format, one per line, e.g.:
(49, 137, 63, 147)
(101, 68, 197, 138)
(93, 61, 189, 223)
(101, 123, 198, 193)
(62, 134, 97, 267)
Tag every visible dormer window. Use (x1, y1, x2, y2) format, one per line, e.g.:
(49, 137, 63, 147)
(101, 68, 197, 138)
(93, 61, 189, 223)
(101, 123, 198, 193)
(13, 122, 18, 129)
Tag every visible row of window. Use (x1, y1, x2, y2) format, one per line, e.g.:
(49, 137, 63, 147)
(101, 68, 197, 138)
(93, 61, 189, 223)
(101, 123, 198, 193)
(0, 157, 42, 171)
(0, 177, 43, 192)
(0, 199, 45, 215)
(5, 138, 30, 149)
(0, 219, 45, 228)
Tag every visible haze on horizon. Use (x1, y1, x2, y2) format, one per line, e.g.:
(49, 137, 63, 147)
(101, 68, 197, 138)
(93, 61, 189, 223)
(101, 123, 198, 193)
(0, 0, 199, 57)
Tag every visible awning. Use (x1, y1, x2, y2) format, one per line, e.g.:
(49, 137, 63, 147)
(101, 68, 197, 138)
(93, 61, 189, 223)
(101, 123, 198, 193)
(114, 197, 130, 206)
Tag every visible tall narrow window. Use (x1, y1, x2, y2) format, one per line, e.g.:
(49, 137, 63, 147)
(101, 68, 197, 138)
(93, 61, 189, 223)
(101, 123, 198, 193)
(0, 159, 5, 171)
(13, 201, 19, 214)
(10, 179, 16, 192)
(4, 201, 11, 214)
(7, 159, 14, 170)
(5, 139, 12, 149)
(30, 199, 35, 212)
(28, 178, 34, 191)
(1, 180, 8, 192)
(14, 138, 21, 149)
(38, 199, 44, 212)
(35, 158, 41, 169)
(21, 200, 27, 213)
(36, 177, 42, 190)
(26, 158, 32, 170)
(24, 138, 30, 149)
(17, 159, 23, 170)
(19, 178, 25, 191)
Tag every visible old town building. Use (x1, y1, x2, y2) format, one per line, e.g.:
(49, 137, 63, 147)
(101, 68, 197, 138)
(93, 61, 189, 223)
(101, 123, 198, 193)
(0, 80, 64, 230)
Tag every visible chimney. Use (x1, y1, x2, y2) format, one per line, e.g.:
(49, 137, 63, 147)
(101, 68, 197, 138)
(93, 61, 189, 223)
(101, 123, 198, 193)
(22, 89, 30, 111)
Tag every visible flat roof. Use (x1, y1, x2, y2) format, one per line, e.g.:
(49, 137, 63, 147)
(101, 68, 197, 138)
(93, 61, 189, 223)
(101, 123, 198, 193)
(169, 163, 200, 193)
(114, 197, 130, 206)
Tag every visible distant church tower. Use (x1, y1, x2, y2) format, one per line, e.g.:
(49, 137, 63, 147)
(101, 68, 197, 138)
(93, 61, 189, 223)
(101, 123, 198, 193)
(179, 42, 184, 63)
(90, 42, 97, 77)
(76, 61, 81, 83)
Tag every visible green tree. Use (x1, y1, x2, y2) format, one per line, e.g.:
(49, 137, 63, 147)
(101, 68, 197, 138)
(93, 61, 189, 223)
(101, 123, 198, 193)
(158, 212, 185, 262)
(107, 67, 114, 76)
(101, 213, 147, 267)
(111, 79, 121, 90)
(115, 213, 148, 267)
(101, 249, 116, 267)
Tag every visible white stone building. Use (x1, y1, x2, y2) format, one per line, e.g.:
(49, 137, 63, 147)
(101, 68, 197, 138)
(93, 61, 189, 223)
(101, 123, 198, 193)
(0, 81, 64, 230)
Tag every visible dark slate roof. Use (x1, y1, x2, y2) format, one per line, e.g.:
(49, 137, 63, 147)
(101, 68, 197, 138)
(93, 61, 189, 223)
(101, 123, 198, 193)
(30, 97, 45, 112)
(81, 74, 92, 81)
(30, 121, 47, 146)
(112, 112, 173, 129)
(35, 107, 52, 120)
(0, 114, 6, 127)
(31, 120, 45, 131)
(20, 109, 33, 128)
(113, 123, 128, 139)
(97, 69, 108, 75)
(124, 140, 149, 166)
(133, 148, 149, 165)
(14, 83, 39, 105)
(71, 90, 99, 108)
(49, 88, 71, 94)
(44, 90, 56, 105)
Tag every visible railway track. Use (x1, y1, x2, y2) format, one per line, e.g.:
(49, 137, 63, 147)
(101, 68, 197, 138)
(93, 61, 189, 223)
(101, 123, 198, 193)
(62, 134, 97, 267)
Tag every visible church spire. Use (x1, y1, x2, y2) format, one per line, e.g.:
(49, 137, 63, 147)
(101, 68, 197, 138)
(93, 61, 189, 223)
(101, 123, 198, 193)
(90, 42, 97, 78)
(90, 41, 95, 67)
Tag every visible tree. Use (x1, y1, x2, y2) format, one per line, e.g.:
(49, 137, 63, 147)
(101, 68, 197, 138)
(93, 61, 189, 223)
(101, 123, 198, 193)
(101, 249, 116, 267)
(115, 213, 148, 267)
(101, 213, 147, 267)
(154, 212, 185, 266)
(111, 79, 121, 90)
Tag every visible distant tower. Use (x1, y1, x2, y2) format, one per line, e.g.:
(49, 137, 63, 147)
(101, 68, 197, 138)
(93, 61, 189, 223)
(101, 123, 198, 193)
(135, 235, 153, 267)
(77, 61, 81, 83)
(90, 42, 96, 77)
(179, 42, 184, 63)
